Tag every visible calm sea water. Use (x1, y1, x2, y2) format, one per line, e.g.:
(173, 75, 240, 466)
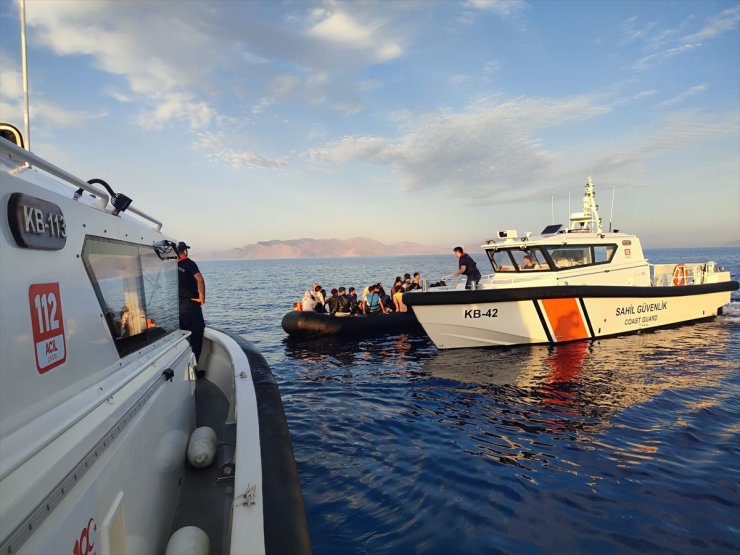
(200, 247, 740, 554)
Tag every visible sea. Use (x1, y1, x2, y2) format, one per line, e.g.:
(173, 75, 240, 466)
(199, 247, 740, 555)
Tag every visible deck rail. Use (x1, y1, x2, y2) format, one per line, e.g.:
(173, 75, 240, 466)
(652, 263, 711, 286)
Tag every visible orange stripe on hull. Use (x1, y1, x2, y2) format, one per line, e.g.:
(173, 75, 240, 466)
(541, 298, 589, 342)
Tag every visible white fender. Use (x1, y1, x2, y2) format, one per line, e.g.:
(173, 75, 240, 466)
(164, 526, 210, 555)
(187, 426, 217, 468)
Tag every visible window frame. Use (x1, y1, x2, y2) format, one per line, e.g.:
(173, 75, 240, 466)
(81, 235, 178, 358)
(485, 243, 618, 273)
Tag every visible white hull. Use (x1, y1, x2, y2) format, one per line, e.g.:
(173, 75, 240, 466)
(412, 289, 733, 349)
(1, 136, 308, 554)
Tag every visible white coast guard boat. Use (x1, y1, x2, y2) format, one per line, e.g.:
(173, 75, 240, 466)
(404, 177, 738, 350)
(0, 126, 310, 554)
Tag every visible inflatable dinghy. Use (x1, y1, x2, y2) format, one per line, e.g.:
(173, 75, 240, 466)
(282, 310, 424, 338)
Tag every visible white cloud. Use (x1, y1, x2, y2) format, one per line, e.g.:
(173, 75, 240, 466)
(136, 93, 215, 130)
(310, 94, 613, 201)
(464, 0, 528, 17)
(307, 5, 403, 62)
(483, 60, 501, 73)
(251, 97, 274, 115)
(683, 5, 740, 43)
(625, 6, 740, 70)
(447, 74, 470, 85)
(309, 92, 738, 203)
(633, 90, 658, 100)
(194, 131, 287, 171)
(573, 109, 739, 180)
(0, 51, 106, 128)
(657, 84, 708, 108)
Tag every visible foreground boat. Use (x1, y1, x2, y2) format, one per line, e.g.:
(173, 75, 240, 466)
(404, 177, 738, 350)
(0, 128, 310, 554)
(282, 310, 423, 338)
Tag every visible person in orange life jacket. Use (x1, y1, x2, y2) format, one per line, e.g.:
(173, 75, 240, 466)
(177, 241, 206, 378)
(452, 246, 482, 289)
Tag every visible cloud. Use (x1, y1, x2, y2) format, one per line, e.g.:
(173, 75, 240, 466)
(21, 0, 416, 167)
(309, 91, 738, 204)
(0, 51, 106, 128)
(657, 84, 708, 108)
(135, 93, 215, 130)
(306, 7, 403, 62)
(464, 0, 528, 17)
(310, 93, 614, 201)
(625, 6, 740, 70)
(683, 5, 740, 43)
(447, 74, 470, 85)
(194, 131, 287, 170)
(575, 109, 739, 180)
(633, 89, 658, 100)
(483, 60, 502, 73)
(632, 43, 698, 71)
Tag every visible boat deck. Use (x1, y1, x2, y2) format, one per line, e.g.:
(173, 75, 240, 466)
(169, 377, 235, 555)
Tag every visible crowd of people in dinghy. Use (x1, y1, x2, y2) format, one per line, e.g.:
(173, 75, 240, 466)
(294, 273, 422, 316)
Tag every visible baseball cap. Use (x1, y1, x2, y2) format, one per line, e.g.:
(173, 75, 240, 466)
(176, 241, 191, 253)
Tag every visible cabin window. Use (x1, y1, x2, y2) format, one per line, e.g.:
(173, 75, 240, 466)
(593, 244, 617, 264)
(82, 236, 178, 357)
(487, 247, 551, 272)
(544, 244, 617, 269)
(509, 248, 550, 271)
(488, 249, 514, 271)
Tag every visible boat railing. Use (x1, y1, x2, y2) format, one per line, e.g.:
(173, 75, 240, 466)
(0, 138, 163, 230)
(652, 263, 708, 286)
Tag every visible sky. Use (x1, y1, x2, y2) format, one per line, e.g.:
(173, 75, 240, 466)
(0, 0, 738, 252)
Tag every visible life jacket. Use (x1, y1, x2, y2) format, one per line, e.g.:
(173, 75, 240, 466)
(366, 293, 380, 313)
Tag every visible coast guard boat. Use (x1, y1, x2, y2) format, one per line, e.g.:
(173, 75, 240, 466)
(404, 177, 738, 349)
(0, 126, 310, 554)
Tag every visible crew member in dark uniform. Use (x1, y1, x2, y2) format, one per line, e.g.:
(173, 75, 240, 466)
(177, 241, 206, 376)
(452, 246, 482, 289)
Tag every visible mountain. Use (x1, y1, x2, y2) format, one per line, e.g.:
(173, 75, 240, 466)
(200, 237, 449, 260)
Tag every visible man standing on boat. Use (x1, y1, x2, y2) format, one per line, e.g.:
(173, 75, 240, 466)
(452, 246, 482, 289)
(177, 241, 206, 376)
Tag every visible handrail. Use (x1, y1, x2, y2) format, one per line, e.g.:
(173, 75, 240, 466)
(0, 139, 163, 231)
(128, 205, 163, 231)
(0, 138, 109, 208)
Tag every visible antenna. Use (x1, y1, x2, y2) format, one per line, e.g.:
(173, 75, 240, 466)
(20, 0, 31, 150)
(551, 195, 554, 224)
(609, 185, 615, 232)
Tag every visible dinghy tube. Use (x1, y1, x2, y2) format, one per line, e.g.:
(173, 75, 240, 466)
(281, 310, 423, 338)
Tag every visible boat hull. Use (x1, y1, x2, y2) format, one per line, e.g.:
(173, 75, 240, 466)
(281, 310, 423, 338)
(406, 282, 738, 349)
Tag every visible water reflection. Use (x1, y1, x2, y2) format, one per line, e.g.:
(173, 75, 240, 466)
(283, 333, 432, 371)
(416, 322, 737, 472)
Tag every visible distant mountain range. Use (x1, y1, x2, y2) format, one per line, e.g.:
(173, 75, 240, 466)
(200, 237, 449, 260)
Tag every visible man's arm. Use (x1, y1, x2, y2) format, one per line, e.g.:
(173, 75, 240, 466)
(454, 265, 467, 277)
(193, 272, 206, 305)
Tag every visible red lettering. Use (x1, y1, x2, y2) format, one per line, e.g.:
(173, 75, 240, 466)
(73, 518, 96, 555)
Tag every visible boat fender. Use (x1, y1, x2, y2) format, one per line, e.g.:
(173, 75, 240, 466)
(187, 426, 217, 468)
(165, 526, 210, 555)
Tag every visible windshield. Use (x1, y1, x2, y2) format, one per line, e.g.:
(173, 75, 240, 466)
(487, 247, 551, 272)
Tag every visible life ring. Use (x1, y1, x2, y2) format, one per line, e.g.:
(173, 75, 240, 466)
(672, 264, 687, 286)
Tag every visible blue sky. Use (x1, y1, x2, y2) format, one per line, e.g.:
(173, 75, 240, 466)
(1, 0, 738, 251)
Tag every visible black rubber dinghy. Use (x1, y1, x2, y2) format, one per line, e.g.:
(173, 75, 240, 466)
(281, 310, 424, 338)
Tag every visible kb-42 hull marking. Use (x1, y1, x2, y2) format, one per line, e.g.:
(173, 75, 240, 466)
(413, 290, 731, 349)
